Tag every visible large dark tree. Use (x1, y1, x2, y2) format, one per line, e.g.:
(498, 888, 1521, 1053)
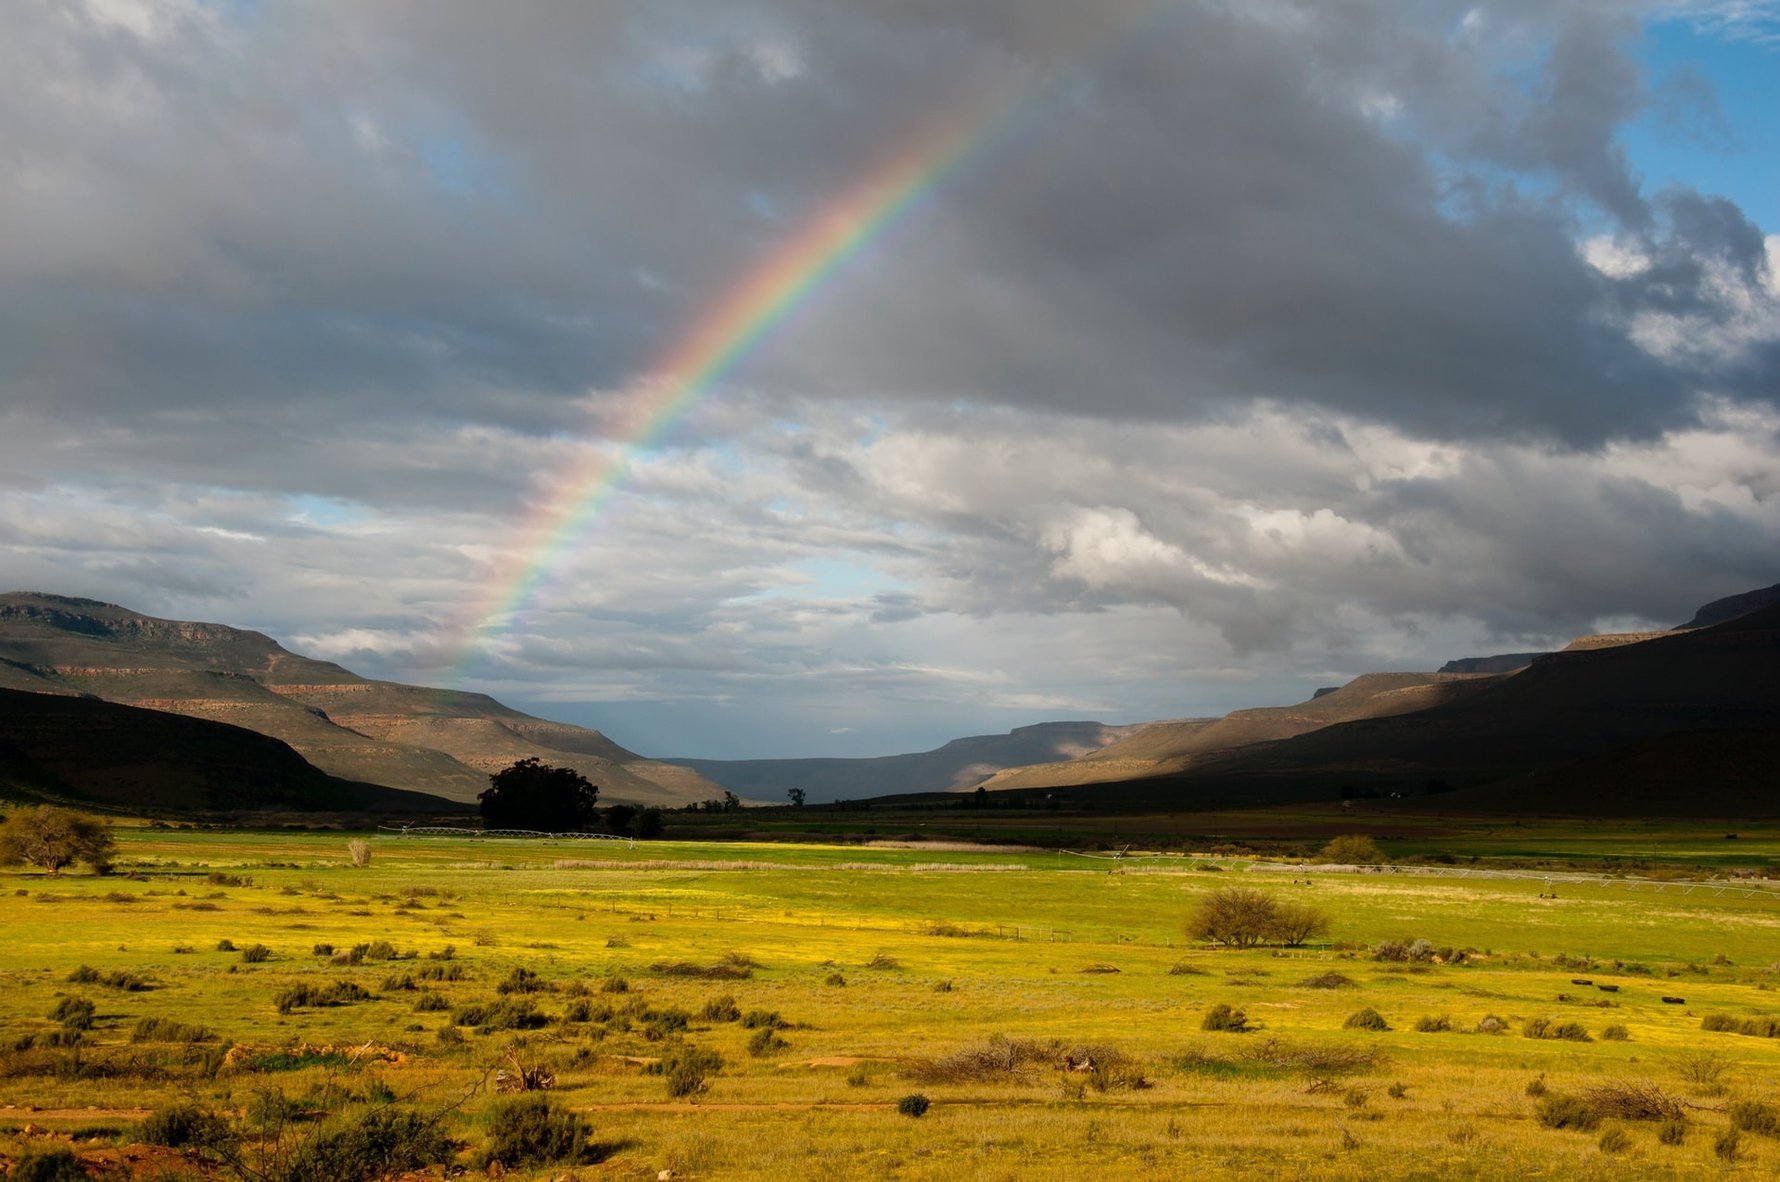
(0, 805, 115, 874)
(479, 758, 599, 832)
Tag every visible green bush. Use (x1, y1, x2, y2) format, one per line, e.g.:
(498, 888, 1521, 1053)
(1597, 1125, 1630, 1153)
(1412, 1015, 1450, 1033)
(241, 943, 272, 963)
(141, 1102, 231, 1149)
(747, 1027, 789, 1056)
(280, 1107, 451, 1182)
(1200, 1004, 1250, 1033)
(49, 996, 95, 1030)
(450, 998, 548, 1033)
(275, 981, 372, 1015)
(1727, 1099, 1780, 1136)
(1658, 1118, 1688, 1145)
(1344, 1008, 1390, 1032)
(1601, 1024, 1629, 1041)
(496, 966, 547, 994)
(741, 1010, 785, 1030)
(1534, 1093, 1600, 1131)
(478, 1094, 590, 1171)
(131, 1016, 217, 1043)
(897, 1093, 931, 1118)
(650, 1045, 723, 1097)
(701, 995, 741, 1022)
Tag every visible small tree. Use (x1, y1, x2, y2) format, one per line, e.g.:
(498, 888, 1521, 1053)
(1270, 899, 1332, 947)
(786, 788, 806, 807)
(1321, 834, 1387, 864)
(479, 758, 599, 832)
(1188, 886, 1278, 948)
(0, 806, 116, 875)
(1187, 886, 1331, 949)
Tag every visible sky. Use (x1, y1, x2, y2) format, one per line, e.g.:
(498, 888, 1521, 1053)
(2, 1, 1777, 760)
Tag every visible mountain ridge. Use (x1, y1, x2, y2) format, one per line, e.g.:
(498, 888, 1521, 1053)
(0, 592, 726, 807)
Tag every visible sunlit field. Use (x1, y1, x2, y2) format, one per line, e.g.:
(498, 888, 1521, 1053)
(6, 826, 1780, 1179)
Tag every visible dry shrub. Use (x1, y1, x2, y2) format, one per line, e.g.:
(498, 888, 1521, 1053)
(1727, 1099, 1780, 1136)
(1670, 1049, 1729, 1088)
(1581, 1081, 1685, 1122)
(1201, 1004, 1251, 1033)
(346, 839, 371, 868)
(1301, 972, 1357, 989)
(907, 1034, 1044, 1084)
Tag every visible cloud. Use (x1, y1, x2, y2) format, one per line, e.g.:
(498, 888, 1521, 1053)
(0, 1, 1775, 756)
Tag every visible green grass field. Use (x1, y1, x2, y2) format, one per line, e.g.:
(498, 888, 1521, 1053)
(6, 826, 1780, 1179)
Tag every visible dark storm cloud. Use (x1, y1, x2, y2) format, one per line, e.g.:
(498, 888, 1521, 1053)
(2, 0, 1771, 480)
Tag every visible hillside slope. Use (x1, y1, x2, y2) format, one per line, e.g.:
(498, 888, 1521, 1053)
(0, 594, 725, 807)
(1075, 600, 1780, 812)
(983, 672, 1502, 790)
(0, 687, 447, 814)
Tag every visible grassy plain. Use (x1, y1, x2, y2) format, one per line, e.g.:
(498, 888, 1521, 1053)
(6, 825, 1780, 1179)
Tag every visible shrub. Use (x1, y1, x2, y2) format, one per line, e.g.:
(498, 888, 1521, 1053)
(642, 1008, 691, 1041)
(1597, 1125, 1630, 1153)
(497, 967, 547, 995)
(1534, 1093, 1600, 1131)
(281, 1106, 451, 1182)
(562, 999, 592, 1023)
(741, 1010, 784, 1030)
(1320, 834, 1386, 864)
(141, 1102, 231, 1148)
(1727, 1099, 1780, 1136)
(1343, 1008, 1390, 1032)
(701, 995, 740, 1022)
(241, 943, 272, 964)
(1582, 1081, 1684, 1122)
(347, 839, 372, 868)
(450, 998, 548, 1033)
(275, 981, 372, 1015)
(49, 997, 95, 1030)
(1301, 972, 1356, 989)
(479, 1094, 589, 1170)
(1475, 1015, 1509, 1034)
(131, 1016, 217, 1043)
(1201, 1004, 1251, 1032)
(1699, 1013, 1739, 1032)
(897, 1093, 931, 1118)
(1671, 1049, 1728, 1088)
(747, 1027, 789, 1056)
(1601, 1024, 1629, 1041)
(1168, 960, 1210, 976)
(650, 960, 751, 980)
(824, 972, 847, 987)
(1412, 1015, 1450, 1033)
(1658, 1118, 1688, 1145)
(651, 1045, 723, 1097)
(600, 976, 629, 994)
(1715, 1127, 1742, 1161)
(865, 953, 901, 970)
(414, 993, 449, 1013)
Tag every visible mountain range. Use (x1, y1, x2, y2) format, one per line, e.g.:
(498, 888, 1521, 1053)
(0, 583, 1774, 818)
(0, 593, 722, 809)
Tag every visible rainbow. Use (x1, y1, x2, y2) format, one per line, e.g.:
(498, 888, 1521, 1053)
(453, 3, 1186, 673)
(454, 102, 1003, 670)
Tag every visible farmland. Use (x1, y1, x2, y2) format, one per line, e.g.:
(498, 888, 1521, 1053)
(6, 825, 1780, 1179)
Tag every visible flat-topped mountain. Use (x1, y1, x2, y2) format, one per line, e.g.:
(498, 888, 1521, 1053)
(0, 593, 723, 807)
